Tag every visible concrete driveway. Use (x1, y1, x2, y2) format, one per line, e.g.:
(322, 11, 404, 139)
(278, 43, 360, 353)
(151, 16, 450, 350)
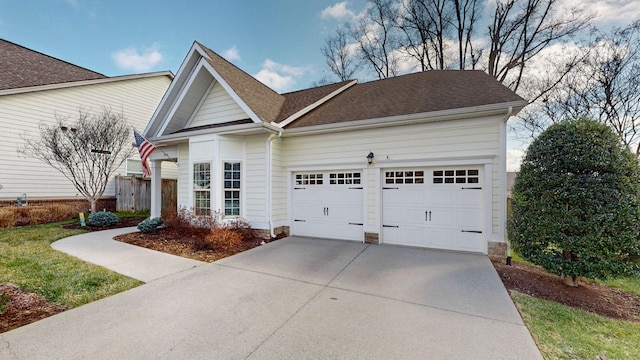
(0, 236, 541, 359)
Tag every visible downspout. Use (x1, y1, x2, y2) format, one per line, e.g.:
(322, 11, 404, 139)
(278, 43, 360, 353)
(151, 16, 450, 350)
(267, 130, 283, 238)
(503, 106, 513, 266)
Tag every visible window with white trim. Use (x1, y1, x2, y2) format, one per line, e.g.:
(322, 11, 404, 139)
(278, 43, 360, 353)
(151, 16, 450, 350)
(193, 162, 211, 215)
(223, 162, 241, 216)
(126, 159, 143, 176)
(329, 172, 361, 185)
(295, 173, 323, 185)
(385, 170, 425, 184)
(433, 169, 479, 184)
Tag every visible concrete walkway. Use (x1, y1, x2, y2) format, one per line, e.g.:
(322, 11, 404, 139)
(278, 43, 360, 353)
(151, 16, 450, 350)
(1, 233, 542, 359)
(51, 227, 204, 282)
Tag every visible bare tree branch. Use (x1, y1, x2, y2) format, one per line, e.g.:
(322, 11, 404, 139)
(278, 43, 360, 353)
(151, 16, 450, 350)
(19, 107, 135, 212)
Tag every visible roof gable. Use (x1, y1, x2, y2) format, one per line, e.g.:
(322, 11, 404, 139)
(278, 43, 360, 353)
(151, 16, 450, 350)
(0, 39, 106, 90)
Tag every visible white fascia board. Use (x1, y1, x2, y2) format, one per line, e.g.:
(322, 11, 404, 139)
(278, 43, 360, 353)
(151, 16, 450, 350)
(273, 80, 358, 128)
(200, 61, 263, 124)
(282, 100, 529, 137)
(145, 43, 208, 137)
(0, 71, 174, 97)
(151, 122, 280, 145)
(156, 58, 214, 137)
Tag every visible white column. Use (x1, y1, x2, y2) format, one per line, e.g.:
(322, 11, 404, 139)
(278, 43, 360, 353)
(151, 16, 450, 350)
(150, 160, 162, 219)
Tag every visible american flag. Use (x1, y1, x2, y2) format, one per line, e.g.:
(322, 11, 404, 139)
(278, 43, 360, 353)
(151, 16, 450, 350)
(133, 128, 157, 177)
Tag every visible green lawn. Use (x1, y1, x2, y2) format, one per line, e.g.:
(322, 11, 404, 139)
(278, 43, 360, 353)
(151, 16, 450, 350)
(0, 220, 141, 309)
(510, 265, 640, 360)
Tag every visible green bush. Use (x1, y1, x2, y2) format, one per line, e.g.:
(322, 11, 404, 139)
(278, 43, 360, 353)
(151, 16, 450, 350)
(137, 217, 163, 233)
(89, 211, 120, 227)
(508, 118, 640, 282)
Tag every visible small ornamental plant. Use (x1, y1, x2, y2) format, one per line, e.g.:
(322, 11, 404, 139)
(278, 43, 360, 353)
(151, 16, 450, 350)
(137, 217, 163, 233)
(88, 211, 120, 227)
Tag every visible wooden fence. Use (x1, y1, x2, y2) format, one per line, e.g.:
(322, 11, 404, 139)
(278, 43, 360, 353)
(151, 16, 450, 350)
(115, 176, 176, 214)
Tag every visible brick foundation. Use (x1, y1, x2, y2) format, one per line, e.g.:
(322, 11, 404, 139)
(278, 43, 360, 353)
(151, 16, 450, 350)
(488, 241, 507, 260)
(0, 198, 116, 213)
(364, 232, 379, 244)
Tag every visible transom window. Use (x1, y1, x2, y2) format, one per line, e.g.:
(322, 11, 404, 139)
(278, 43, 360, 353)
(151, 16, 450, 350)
(295, 173, 323, 185)
(193, 162, 211, 215)
(385, 170, 425, 184)
(224, 162, 241, 216)
(329, 172, 361, 185)
(433, 169, 479, 184)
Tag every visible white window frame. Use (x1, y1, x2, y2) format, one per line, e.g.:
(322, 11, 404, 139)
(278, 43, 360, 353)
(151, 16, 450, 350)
(223, 161, 241, 217)
(193, 162, 211, 215)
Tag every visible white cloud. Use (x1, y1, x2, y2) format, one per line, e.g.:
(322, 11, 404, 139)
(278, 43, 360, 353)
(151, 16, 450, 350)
(507, 149, 525, 172)
(564, 0, 640, 24)
(223, 45, 240, 61)
(254, 59, 308, 92)
(112, 45, 163, 72)
(64, 0, 78, 6)
(321, 2, 355, 20)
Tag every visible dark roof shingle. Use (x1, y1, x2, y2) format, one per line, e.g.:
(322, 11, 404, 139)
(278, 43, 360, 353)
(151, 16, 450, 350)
(198, 43, 285, 123)
(285, 70, 526, 128)
(0, 39, 106, 91)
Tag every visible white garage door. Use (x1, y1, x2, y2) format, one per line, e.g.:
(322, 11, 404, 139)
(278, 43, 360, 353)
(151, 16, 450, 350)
(382, 167, 484, 252)
(292, 171, 364, 241)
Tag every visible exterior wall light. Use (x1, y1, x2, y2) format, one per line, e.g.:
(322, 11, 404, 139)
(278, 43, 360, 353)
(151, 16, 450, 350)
(367, 151, 374, 165)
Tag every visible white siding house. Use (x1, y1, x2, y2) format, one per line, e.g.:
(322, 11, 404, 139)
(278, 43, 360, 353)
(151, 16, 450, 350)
(0, 39, 175, 207)
(144, 42, 528, 256)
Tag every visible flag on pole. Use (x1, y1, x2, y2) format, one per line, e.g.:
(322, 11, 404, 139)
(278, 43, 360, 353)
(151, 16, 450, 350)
(133, 128, 157, 177)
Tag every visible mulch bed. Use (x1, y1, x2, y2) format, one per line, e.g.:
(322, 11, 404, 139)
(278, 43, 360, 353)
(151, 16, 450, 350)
(492, 259, 640, 322)
(0, 284, 66, 333)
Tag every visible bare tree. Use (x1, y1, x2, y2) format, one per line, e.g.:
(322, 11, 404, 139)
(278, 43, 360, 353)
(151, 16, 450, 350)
(349, 0, 400, 79)
(452, 0, 481, 69)
(321, 26, 360, 81)
(19, 107, 134, 213)
(532, 21, 640, 154)
(487, 0, 591, 93)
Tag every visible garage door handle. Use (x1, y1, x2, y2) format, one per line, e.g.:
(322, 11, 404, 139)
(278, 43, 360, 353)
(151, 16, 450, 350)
(461, 187, 482, 190)
(349, 187, 363, 189)
(294, 219, 306, 222)
(425, 211, 431, 221)
(461, 230, 482, 233)
(349, 222, 363, 226)
(383, 225, 399, 228)
(383, 187, 399, 190)
(294, 187, 306, 190)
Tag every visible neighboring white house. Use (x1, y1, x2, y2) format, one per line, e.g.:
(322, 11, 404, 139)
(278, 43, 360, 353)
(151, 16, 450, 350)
(0, 39, 175, 208)
(144, 41, 528, 256)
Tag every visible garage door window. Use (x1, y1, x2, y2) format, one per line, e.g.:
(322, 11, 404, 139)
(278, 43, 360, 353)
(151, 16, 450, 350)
(385, 170, 424, 184)
(295, 173, 323, 185)
(329, 172, 361, 185)
(433, 169, 479, 184)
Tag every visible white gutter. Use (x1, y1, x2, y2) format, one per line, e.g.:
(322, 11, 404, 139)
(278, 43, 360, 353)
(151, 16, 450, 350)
(281, 100, 529, 137)
(503, 106, 514, 265)
(267, 130, 283, 238)
(0, 71, 174, 96)
(273, 80, 358, 128)
(151, 122, 282, 144)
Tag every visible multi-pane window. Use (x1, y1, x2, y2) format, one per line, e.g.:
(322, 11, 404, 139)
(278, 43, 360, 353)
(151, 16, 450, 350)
(193, 162, 211, 215)
(126, 159, 143, 176)
(329, 172, 361, 185)
(295, 173, 323, 185)
(433, 169, 479, 184)
(224, 162, 241, 216)
(385, 170, 425, 184)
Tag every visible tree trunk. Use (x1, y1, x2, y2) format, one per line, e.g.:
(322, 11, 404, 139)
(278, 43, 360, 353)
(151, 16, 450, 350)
(562, 275, 580, 287)
(89, 198, 97, 213)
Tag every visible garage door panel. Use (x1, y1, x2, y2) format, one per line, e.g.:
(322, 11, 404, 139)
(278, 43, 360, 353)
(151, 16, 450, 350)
(382, 167, 485, 253)
(292, 171, 364, 242)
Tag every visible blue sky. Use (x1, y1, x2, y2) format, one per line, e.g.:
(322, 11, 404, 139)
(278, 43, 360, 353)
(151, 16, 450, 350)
(2, 0, 639, 170)
(0, 0, 370, 92)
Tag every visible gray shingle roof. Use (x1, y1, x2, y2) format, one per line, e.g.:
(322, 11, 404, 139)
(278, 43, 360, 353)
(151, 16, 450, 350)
(0, 39, 106, 91)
